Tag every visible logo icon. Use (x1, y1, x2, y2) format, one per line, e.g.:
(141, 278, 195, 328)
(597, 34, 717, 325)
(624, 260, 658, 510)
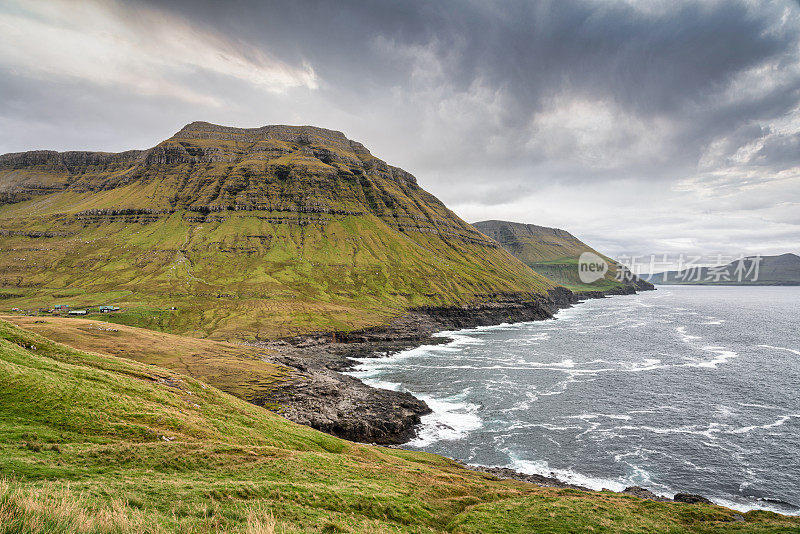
(578, 251, 609, 284)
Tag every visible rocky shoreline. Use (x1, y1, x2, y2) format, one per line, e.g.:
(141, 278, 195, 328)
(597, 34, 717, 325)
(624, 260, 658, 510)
(464, 465, 724, 511)
(249, 285, 668, 445)
(243, 283, 746, 510)
(247, 288, 576, 444)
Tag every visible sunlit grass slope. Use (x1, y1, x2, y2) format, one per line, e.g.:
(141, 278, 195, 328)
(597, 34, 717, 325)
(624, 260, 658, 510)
(1, 319, 796, 533)
(0, 123, 557, 339)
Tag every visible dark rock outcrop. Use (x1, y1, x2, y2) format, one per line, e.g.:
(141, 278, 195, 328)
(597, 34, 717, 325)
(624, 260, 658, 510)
(262, 351, 430, 445)
(251, 291, 575, 445)
(674, 493, 714, 505)
(467, 465, 591, 491)
(623, 486, 672, 502)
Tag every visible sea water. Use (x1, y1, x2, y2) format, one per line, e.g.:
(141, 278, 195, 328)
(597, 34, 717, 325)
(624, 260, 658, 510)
(347, 286, 800, 514)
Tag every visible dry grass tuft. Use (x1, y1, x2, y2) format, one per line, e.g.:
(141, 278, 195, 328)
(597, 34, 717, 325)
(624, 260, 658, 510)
(0, 479, 162, 534)
(245, 508, 276, 534)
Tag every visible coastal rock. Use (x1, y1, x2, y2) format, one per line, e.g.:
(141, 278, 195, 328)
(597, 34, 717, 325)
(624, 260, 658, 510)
(262, 351, 430, 445)
(252, 293, 575, 444)
(465, 467, 723, 511)
(466, 465, 590, 491)
(674, 493, 714, 505)
(622, 486, 672, 502)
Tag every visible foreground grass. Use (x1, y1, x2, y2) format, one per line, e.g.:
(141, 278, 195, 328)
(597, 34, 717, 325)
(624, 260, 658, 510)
(0, 319, 797, 533)
(0, 315, 288, 404)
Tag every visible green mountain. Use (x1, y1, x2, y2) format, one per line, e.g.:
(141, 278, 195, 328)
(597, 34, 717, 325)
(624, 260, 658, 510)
(0, 122, 560, 339)
(2, 318, 794, 532)
(654, 253, 800, 285)
(472, 220, 654, 295)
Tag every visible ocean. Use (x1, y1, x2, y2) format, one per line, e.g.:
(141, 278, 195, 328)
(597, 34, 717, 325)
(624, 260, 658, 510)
(347, 285, 800, 514)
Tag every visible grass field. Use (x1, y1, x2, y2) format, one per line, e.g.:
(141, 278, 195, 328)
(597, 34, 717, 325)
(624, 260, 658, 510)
(1, 318, 797, 533)
(0, 209, 555, 339)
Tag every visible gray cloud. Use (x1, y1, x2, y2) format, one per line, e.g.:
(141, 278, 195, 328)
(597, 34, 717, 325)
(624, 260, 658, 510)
(1, 0, 799, 260)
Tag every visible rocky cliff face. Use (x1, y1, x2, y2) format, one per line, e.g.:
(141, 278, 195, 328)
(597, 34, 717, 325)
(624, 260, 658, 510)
(0, 122, 562, 340)
(0, 122, 496, 247)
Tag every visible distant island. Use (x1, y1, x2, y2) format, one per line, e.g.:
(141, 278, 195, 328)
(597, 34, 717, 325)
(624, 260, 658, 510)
(652, 253, 800, 285)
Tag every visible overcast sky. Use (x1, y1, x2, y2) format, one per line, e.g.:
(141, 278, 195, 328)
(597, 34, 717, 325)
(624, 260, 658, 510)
(1, 0, 799, 268)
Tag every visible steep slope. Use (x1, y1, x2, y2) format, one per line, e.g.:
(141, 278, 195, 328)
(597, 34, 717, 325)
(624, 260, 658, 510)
(0, 123, 561, 339)
(2, 319, 794, 532)
(473, 220, 654, 295)
(654, 253, 800, 285)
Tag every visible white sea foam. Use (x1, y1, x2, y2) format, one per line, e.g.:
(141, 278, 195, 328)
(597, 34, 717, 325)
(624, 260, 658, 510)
(504, 332, 551, 343)
(692, 346, 738, 369)
(351, 374, 403, 392)
(758, 344, 800, 356)
(565, 413, 632, 422)
(729, 415, 798, 435)
(738, 402, 781, 410)
(710, 496, 799, 516)
(407, 395, 483, 446)
(675, 326, 702, 343)
(628, 358, 664, 372)
(592, 415, 799, 441)
(506, 455, 629, 493)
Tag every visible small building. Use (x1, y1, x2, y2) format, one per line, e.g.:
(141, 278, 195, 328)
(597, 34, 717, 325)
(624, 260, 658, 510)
(68, 309, 87, 316)
(53, 304, 70, 312)
(99, 306, 120, 313)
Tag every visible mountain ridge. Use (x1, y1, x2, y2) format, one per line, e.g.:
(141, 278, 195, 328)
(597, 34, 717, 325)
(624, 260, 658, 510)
(0, 122, 562, 339)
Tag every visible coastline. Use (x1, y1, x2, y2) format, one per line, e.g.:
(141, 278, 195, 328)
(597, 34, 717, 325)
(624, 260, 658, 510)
(246, 287, 577, 444)
(250, 283, 751, 513)
(332, 285, 800, 517)
(461, 464, 721, 509)
(250, 284, 661, 446)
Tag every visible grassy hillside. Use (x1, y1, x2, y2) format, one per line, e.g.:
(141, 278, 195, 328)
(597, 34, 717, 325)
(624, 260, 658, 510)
(1, 319, 796, 533)
(0, 123, 558, 339)
(472, 220, 650, 294)
(0, 315, 288, 404)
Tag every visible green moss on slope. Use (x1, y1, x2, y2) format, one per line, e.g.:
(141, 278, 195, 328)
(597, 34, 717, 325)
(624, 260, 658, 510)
(0, 124, 558, 339)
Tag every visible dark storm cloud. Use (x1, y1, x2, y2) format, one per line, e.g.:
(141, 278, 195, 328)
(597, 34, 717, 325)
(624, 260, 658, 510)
(1, 0, 799, 258)
(140, 0, 800, 169)
(143, 0, 787, 106)
(752, 131, 800, 169)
